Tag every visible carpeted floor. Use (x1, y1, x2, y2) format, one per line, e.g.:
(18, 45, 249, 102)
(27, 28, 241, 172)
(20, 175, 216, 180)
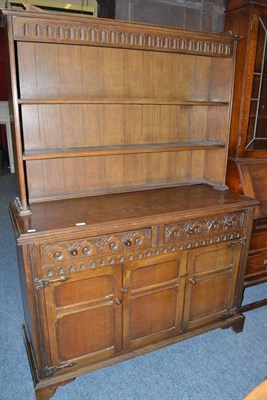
(0, 174, 266, 400)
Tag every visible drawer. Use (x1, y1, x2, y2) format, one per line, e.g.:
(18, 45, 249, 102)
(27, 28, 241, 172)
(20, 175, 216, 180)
(41, 228, 152, 265)
(164, 212, 245, 247)
(249, 230, 267, 252)
(246, 252, 267, 276)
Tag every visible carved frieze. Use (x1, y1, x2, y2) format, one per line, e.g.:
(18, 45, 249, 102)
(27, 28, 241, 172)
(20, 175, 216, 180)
(42, 230, 244, 278)
(40, 213, 245, 278)
(165, 212, 245, 244)
(12, 16, 233, 57)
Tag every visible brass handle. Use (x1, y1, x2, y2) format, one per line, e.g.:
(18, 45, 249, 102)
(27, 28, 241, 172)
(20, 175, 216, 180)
(114, 297, 122, 305)
(70, 249, 78, 256)
(120, 287, 130, 293)
(124, 240, 132, 247)
(109, 242, 117, 250)
(82, 247, 91, 255)
(54, 251, 63, 260)
(189, 278, 196, 285)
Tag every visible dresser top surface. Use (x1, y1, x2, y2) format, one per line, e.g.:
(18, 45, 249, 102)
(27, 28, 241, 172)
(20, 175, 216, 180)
(9, 185, 258, 244)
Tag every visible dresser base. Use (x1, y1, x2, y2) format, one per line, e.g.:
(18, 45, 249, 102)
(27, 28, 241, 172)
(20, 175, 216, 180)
(23, 314, 245, 400)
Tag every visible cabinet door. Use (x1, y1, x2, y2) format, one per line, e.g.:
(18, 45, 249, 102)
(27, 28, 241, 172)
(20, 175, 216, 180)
(44, 265, 122, 369)
(183, 243, 242, 331)
(123, 253, 186, 351)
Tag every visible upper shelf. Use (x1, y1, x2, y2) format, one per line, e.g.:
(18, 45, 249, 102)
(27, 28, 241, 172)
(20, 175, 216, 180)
(23, 141, 226, 161)
(18, 99, 229, 106)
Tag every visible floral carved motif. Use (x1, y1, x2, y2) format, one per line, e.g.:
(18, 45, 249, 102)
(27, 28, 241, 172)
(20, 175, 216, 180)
(165, 212, 245, 243)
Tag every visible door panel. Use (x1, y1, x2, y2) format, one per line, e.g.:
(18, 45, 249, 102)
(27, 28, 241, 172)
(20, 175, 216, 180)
(44, 265, 122, 367)
(183, 243, 242, 330)
(54, 274, 114, 307)
(192, 246, 235, 274)
(187, 271, 231, 321)
(130, 260, 181, 288)
(57, 304, 115, 361)
(123, 254, 186, 351)
(130, 288, 179, 340)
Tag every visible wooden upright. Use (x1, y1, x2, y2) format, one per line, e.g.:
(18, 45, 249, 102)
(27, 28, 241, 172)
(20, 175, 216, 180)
(2, 8, 258, 400)
(225, 0, 267, 310)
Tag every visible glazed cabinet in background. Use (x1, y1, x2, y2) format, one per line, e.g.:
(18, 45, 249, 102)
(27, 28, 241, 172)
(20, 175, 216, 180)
(225, 0, 267, 310)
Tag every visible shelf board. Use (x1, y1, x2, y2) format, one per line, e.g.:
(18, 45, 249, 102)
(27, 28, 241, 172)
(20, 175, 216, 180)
(23, 141, 226, 161)
(249, 115, 267, 119)
(253, 71, 267, 76)
(18, 98, 229, 106)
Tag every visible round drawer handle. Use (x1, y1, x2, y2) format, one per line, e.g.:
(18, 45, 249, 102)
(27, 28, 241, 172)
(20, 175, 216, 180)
(135, 237, 141, 245)
(70, 249, 78, 256)
(114, 297, 122, 305)
(109, 242, 117, 250)
(83, 247, 91, 256)
(124, 240, 132, 247)
(54, 251, 63, 261)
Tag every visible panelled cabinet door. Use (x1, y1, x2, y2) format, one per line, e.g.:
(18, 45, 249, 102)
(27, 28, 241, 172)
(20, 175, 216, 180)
(43, 265, 122, 370)
(183, 243, 242, 331)
(122, 253, 187, 351)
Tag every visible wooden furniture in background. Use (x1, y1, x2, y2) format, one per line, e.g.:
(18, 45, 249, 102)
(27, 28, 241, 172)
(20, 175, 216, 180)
(2, 9, 258, 400)
(6, 1, 98, 16)
(225, 0, 267, 311)
(97, 0, 115, 19)
(0, 101, 15, 172)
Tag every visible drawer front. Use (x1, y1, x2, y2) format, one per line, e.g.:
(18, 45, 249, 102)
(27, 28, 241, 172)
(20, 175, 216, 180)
(41, 228, 152, 265)
(246, 252, 267, 277)
(164, 212, 245, 249)
(249, 231, 267, 252)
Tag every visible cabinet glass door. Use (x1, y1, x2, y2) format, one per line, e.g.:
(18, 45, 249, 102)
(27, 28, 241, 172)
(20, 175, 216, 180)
(246, 17, 267, 151)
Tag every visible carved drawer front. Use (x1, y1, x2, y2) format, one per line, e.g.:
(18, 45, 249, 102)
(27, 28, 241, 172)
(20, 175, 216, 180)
(164, 212, 245, 249)
(41, 228, 152, 266)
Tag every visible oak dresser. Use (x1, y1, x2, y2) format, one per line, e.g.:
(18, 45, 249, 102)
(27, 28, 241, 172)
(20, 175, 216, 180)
(1, 8, 258, 400)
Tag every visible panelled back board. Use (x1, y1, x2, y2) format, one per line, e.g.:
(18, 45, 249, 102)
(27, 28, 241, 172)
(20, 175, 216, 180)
(3, 9, 236, 211)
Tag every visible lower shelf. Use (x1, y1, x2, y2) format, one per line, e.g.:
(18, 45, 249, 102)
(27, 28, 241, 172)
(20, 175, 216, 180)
(23, 141, 226, 160)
